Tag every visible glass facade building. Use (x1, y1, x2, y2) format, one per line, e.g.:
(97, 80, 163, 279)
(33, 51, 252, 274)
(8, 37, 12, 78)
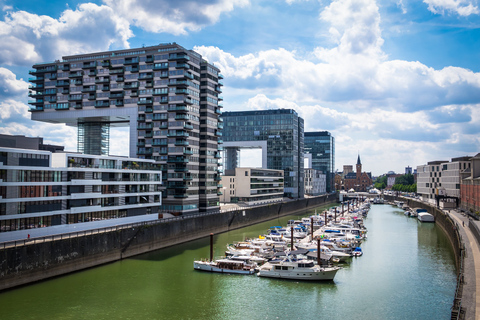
(222, 109, 304, 198)
(28, 43, 223, 214)
(304, 131, 335, 193)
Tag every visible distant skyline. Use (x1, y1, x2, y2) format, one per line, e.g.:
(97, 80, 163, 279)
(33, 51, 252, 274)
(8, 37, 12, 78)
(1, 0, 479, 175)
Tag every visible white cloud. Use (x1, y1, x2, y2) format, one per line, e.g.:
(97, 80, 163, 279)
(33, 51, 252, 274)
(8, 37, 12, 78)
(0, 67, 29, 98)
(103, 0, 249, 35)
(423, 0, 479, 16)
(0, 4, 132, 66)
(196, 0, 480, 113)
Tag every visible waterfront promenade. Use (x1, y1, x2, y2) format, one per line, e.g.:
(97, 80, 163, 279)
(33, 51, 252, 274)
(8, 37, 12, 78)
(447, 209, 480, 320)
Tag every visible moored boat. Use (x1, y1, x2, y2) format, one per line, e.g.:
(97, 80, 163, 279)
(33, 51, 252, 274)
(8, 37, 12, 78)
(193, 259, 256, 275)
(257, 257, 340, 281)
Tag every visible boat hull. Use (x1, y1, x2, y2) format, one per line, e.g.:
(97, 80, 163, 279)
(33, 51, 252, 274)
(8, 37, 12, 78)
(193, 261, 255, 275)
(257, 266, 339, 281)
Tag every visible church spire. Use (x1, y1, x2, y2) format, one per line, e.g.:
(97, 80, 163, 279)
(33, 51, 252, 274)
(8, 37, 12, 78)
(357, 153, 361, 165)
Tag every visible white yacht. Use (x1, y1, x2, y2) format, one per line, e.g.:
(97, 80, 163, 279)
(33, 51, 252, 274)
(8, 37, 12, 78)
(193, 258, 256, 275)
(257, 257, 340, 281)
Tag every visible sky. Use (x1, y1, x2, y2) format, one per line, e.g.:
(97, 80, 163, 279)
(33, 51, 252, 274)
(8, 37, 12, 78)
(0, 0, 479, 176)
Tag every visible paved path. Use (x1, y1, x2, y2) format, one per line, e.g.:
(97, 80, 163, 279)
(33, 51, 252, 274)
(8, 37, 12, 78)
(0, 214, 166, 244)
(448, 210, 480, 320)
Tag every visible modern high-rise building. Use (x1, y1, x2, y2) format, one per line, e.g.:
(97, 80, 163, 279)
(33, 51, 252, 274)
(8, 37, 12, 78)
(28, 43, 223, 214)
(304, 131, 335, 192)
(222, 109, 304, 198)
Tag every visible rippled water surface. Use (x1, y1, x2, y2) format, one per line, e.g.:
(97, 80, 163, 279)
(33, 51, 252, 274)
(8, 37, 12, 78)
(0, 204, 456, 319)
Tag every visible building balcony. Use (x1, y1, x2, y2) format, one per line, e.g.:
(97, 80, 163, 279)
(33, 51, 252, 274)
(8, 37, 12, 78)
(101, 85, 110, 91)
(82, 87, 96, 93)
(71, 79, 83, 86)
(139, 74, 153, 80)
(167, 157, 189, 163)
(174, 167, 189, 172)
(82, 62, 97, 68)
(214, 108, 222, 115)
(184, 73, 194, 80)
(124, 57, 139, 64)
(56, 81, 70, 86)
(29, 84, 43, 90)
(168, 80, 188, 87)
(217, 123, 224, 129)
(68, 95, 83, 101)
(215, 131, 222, 136)
(175, 114, 189, 121)
(218, 73, 224, 79)
(114, 100, 124, 107)
(95, 78, 110, 83)
(28, 91, 43, 98)
(184, 124, 194, 130)
(137, 99, 153, 105)
(124, 82, 139, 89)
(184, 175, 193, 180)
(61, 65, 70, 71)
(138, 123, 153, 129)
(116, 76, 124, 82)
(87, 70, 97, 76)
(109, 92, 124, 98)
(95, 101, 110, 108)
(28, 99, 43, 104)
(29, 76, 44, 82)
(29, 106, 44, 112)
(109, 68, 124, 74)
(87, 94, 96, 100)
(169, 54, 190, 61)
(168, 105, 188, 112)
(69, 72, 83, 78)
(175, 63, 190, 69)
(153, 63, 168, 70)
(101, 60, 111, 67)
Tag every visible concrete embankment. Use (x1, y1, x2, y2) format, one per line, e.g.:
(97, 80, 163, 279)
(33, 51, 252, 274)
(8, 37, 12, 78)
(0, 194, 336, 292)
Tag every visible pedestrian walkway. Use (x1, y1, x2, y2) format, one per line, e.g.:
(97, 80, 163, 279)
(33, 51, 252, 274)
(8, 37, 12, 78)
(0, 214, 167, 244)
(448, 210, 480, 320)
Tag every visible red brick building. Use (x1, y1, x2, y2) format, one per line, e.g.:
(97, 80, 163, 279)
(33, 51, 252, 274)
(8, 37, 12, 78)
(461, 153, 480, 214)
(344, 155, 372, 192)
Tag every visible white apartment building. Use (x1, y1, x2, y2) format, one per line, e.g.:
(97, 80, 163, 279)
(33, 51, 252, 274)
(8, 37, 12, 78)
(221, 168, 284, 205)
(304, 168, 326, 196)
(417, 157, 471, 208)
(0, 147, 161, 232)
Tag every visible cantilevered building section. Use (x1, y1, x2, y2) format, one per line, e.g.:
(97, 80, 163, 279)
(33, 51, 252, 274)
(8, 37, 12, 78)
(28, 43, 223, 214)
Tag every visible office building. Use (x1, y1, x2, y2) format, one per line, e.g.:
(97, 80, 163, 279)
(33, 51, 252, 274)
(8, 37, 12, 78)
(304, 131, 335, 192)
(304, 168, 326, 196)
(222, 109, 304, 198)
(0, 147, 161, 232)
(221, 168, 284, 205)
(418, 157, 471, 208)
(28, 43, 223, 214)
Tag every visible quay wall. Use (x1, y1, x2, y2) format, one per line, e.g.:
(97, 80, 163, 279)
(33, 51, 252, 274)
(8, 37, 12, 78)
(384, 195, 468, 319)
(0, 194, 336, 291)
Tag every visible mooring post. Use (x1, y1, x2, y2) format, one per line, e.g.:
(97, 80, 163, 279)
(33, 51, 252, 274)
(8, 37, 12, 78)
(210, 233, 214, 262)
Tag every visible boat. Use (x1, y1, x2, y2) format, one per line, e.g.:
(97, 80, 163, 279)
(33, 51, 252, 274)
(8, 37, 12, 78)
(417, 212, 435, 222)
(193, 258, 256, 275)
(257, 256, 341, 281)
(352, 247, 363, 257)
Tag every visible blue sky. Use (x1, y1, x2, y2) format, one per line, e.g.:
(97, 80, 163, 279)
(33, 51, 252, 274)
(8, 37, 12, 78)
(0, 0, 479, 175)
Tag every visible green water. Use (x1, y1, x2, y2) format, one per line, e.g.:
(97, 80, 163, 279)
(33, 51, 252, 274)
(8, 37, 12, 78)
(0, 204, 456, 320)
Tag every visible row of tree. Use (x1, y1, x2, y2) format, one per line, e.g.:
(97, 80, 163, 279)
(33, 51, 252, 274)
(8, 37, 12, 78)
(373, 174, 416, 193)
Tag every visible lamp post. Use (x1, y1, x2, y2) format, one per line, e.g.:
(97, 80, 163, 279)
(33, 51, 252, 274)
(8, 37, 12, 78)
(223, 187, 226, 204)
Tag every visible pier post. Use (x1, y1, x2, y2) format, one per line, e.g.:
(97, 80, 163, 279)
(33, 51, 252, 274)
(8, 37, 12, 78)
(334, 207, 337, 223)
(210, 233, 214, 262)
(317, 238, 321, 266)
(310, 217, 314, 240)
(291, 226, 294, 250)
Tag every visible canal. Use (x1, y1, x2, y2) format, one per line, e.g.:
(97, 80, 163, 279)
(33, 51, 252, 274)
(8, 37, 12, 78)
(0, 204, 456, 319)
